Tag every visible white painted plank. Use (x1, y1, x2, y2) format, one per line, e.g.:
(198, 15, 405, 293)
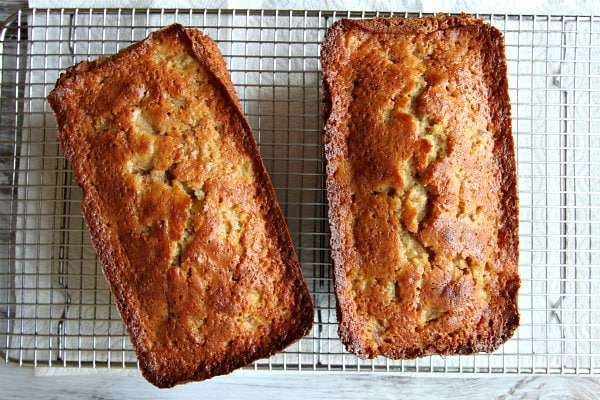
(1, 364, 600, 399)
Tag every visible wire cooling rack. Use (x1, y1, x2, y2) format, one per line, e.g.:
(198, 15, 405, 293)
(0, 8, 598, 375)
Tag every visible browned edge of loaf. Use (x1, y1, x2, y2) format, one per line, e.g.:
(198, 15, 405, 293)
(321, 14, 519, 359)
(47, 23, 314, 387)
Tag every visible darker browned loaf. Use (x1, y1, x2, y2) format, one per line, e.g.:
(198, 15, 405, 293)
(321, 15, 519, 359)
(48, 24, 313, 387)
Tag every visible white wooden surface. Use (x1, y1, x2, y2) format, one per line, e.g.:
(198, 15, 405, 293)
(0, 363, 599, 399)
(1, 1, 599, 398)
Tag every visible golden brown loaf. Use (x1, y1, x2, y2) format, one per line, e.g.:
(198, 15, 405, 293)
(321, 15, 519, 359)
(48, 24, 313, 387)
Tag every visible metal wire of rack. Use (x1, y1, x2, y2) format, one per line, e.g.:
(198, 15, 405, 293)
(0, 8, 598, 375)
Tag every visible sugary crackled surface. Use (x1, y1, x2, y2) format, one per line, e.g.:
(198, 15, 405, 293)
(322, 16, 519, 359)
(48, 25, 312, 387)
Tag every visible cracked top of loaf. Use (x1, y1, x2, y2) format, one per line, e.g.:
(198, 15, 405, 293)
(48, 24, 313, 387)
(321, 15, 519, 359)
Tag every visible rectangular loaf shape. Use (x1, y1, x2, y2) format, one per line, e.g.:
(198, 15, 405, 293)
(321, 15, 519, 358)
(48, 24, 313, 387)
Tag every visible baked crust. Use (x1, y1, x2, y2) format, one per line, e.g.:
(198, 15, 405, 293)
(321, 15, 519, 359)
(48, 24, 313, 387)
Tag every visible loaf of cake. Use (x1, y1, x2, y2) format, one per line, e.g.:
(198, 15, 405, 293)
(321, 15, 519, 359)
(48, 24, 313, 387)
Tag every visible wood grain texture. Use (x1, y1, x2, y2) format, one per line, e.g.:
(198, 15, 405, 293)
(1, 363, 600, 399)
(0, 0, 24, 23)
